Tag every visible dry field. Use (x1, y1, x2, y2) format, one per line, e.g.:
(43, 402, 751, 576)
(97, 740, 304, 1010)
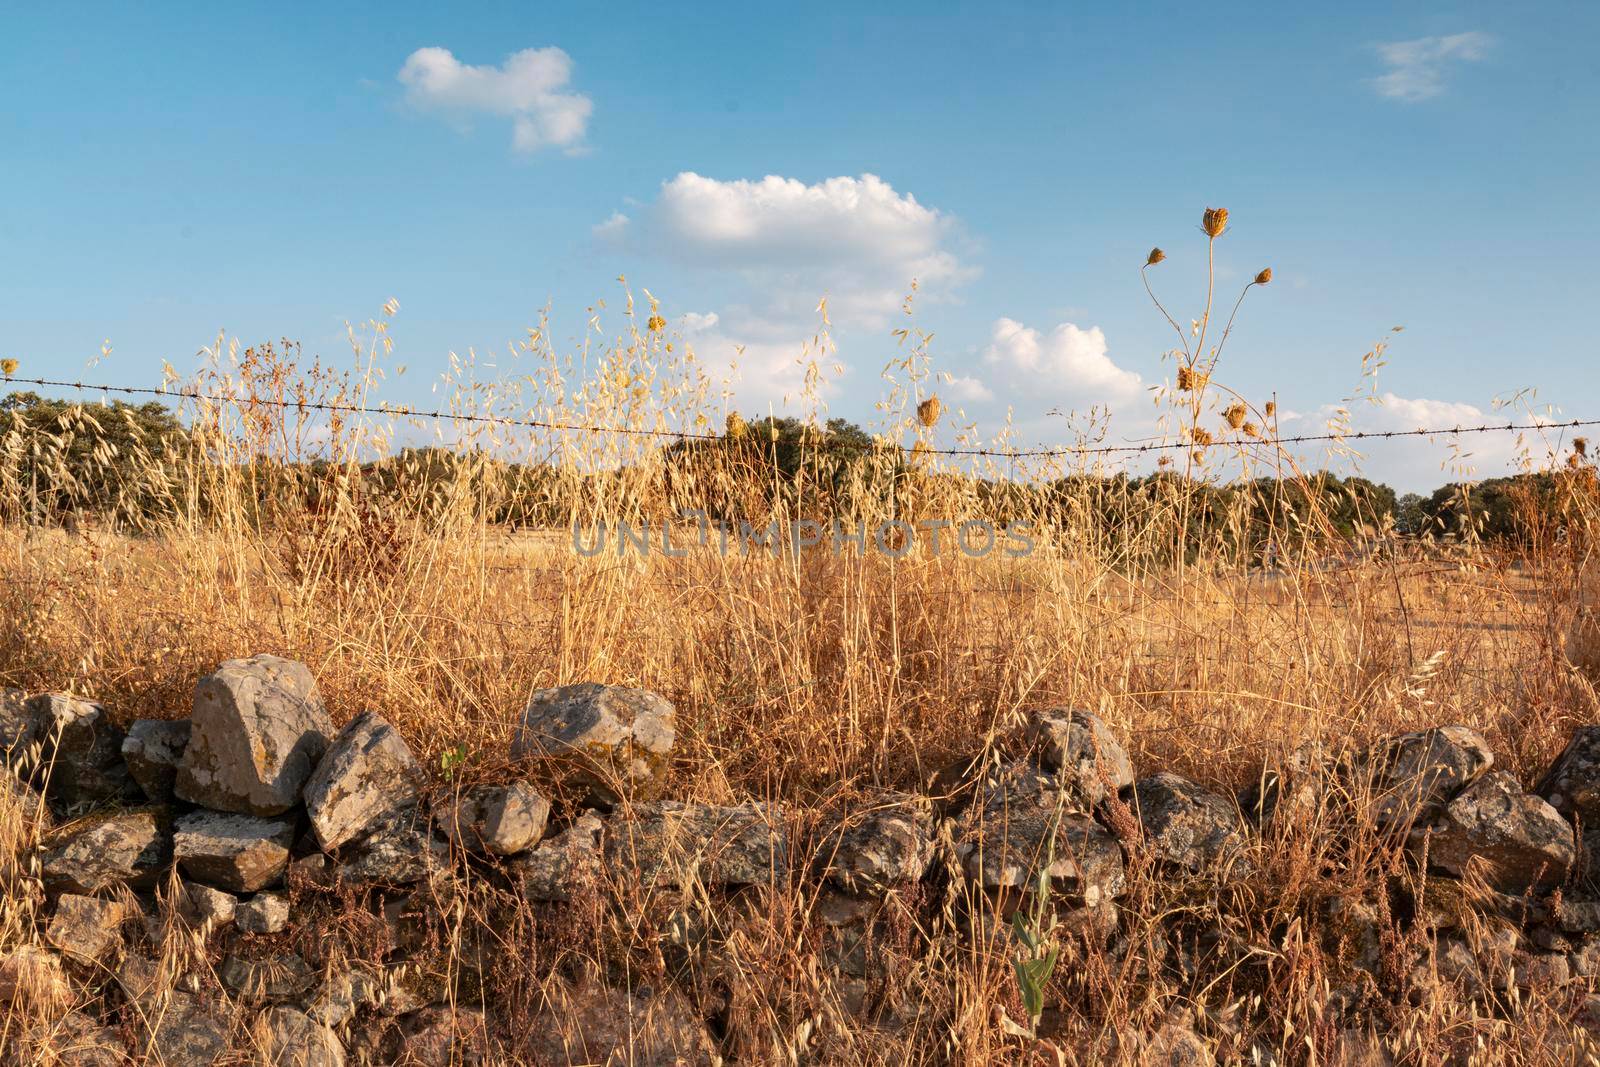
(5, 222, 1600, 1064)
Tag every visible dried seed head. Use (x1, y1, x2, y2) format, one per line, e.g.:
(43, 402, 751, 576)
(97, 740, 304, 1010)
(725, 412, 747, 439)
(1146, 247, 1166, 266)
(0, 359, 16, 376)
(646, 315, 667, 333)
(1224, 403, 1247, 430)
(1177, 366, 1210, 392)
(1242, 422, 1261, 438)
(1576, 437, 1589, 457)
(1189, 426, 1215, 447)
(1254, 267, 1273, 285)
(1265, 401, 1277, 418)
(917, 395, 942, 428)
(1202, 207, 1229, 238)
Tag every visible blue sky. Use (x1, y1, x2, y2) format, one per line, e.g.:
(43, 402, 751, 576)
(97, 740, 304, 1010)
(3, 2, 1596, 489)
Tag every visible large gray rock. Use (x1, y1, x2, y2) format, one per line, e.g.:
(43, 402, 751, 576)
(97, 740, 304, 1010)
(436, 780, 550, 857)
(511, 683, 675, 793)
(1539, 726, 1600, 824)
(303, 711, 421, 851)
(605, 801, 786, 888)
(41, 811, 169, 894)
(1025, 708, 1135, 806)
(173, 810, 294, 893)
(1135, 773, 1249, 873)
(959, 806, 1125, 900)
(818, 793, 936, 893)
(254, 1006, 346, 1067)
(122, 718, 190, 804)
(1361, 725, 1493, 830)
(25, 692, 138, 807)
(175, 655, 333, 816)
(1412, 771, 1575, 893)
(517, 812, 603, 903)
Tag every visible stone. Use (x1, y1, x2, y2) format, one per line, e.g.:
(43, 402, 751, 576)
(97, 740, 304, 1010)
(605, 801, 786, 887)
(173, 810, 294, 893)
(390, 1006, 489, 1065)
(1571, 936, 1600, 979)
(959, 805, 1125, 899)
(20, 1009, 126, 1067)
(435, 780, 550, 857)
(46, 893, 127, 963)
(335, 805, 446, 887)
(817, 792, 936, 894)
(0, 945, 71, 1015)
(237, 891, 291, 935)
(117, 952, 166, 1002)
(138, 991, 231, 1064)
(1025, 708, 1134, 805)
(303, 711, 421, 852)
(1410, 771, 1574, 893)
(121, 718, 190, 803)
(305, 963, 381, 1028)
(25, 692, 138, 807)
(182, 882, 238, 928)
(517, 812, 603, 902)
(1360, 725, 1493, 830)
(175, 655, 333, 816)
(1324, 895, 1386, 978)
(1539, 726, 1600, 823)
(41, 811, 168, 894)
(527, 982, 715, 1067)
(511, 683, 675, 794)
(254, 1006, 346, 1067)
(220, 952, 316, 1003)
(1134, 773, 1249, 873)
(0, 688, 35, 767)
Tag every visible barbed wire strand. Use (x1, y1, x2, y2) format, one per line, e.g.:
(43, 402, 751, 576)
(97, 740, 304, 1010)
(5, 375, 1593, 460)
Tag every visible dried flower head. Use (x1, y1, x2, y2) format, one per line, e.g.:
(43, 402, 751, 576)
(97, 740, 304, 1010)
(1576, 437, 1589, 458)
(1224, 403, 1247, 430)
(0, 359, 16, 376)
(1202, 207, 1229, 238)
(1264, 401, 1277, 418)
(1176, 366, 1210, 392)
(1242, 422, 1261, 438)
(725, 412, 748, 439)
(1146, 247, 1166, 266)
(917, 395, 942, 428)
(1189, 425, 1215, 447)
(1254, 268, 1272, 285)
(646, 315, 667, 333)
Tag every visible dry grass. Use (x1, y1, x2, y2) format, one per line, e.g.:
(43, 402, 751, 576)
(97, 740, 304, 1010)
(5, 217, 1600, 1064)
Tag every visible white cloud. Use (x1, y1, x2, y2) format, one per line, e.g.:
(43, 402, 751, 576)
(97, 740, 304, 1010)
(1370, 32, 1492, 101)
(597, 172, 971, 329)
(980, 318, 1144, 409)
(946, 375, 994, 405)
(398, 46, 592, 153)
(679, 311, 720, 335)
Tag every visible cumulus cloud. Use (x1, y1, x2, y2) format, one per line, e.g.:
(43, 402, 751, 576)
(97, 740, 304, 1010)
(597, 172, 971, 329)
(398, 46, 592, 153)
(946, 376, 994, 405)
(979, 318, 1144, 409)
(1370, 32, 1492, 101)
(597, 172, 975, 412)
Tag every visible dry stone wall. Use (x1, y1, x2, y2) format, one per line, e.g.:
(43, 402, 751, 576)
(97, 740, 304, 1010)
(4, 657, 1600, 1063)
